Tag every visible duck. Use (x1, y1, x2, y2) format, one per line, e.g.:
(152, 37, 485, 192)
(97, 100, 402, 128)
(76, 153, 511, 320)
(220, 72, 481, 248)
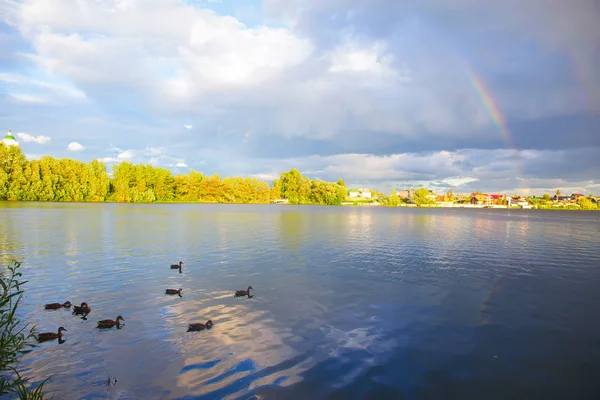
(38, 327, 67, 342)
(187, 320, 213, 332)
(235, 286, 253, 297)
(97, 316, 125, 329)
(44, 301, 72, 310)
(166, 288, 183, 296)
(170, 261, 184, 269)
(73, 302, 91, 314)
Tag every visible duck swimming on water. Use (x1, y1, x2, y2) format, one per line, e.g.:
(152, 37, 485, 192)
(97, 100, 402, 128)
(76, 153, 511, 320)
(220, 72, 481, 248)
(73, 302, 91, 314)
(166, 288, 183, 297)
(235, 286, 253, 297)
(97, 316, 124, 329)
(170, 261, 183, 269)
(38, 327, 67, 342)
(44, 301, 72, 310)
(187, 320, 213, 332)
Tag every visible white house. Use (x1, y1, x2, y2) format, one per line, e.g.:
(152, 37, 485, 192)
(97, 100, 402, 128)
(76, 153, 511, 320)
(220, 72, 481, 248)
(427, 190, 437, 201)
(348, 188, 372, 199)
(358, 188, 372, 198)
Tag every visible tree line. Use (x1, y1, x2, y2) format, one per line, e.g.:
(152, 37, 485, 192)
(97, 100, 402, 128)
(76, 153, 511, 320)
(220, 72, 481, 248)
(0, 144, 346, 205)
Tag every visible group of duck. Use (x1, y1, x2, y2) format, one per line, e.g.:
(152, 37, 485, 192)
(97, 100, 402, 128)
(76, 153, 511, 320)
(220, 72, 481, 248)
(37, 260, 254, 343)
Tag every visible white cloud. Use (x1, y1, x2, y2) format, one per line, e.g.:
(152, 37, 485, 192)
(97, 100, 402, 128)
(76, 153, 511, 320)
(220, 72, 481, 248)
(98, 146, 135, 163)
(235, 147, 600, 195)
(3, 0, 590, 144)
(117, 150, 135, 159)
(16, 132, 51, 144)
(98, 157, 120, 163)
(328, 40, 400, 78)
(6, 1, 313, 94)
(145, 152, 190, 167)
(165, 161, 189, 168)
(1, 72, 87, 104)
(9, 93, 48, 104)
(251, 173, 279, 181)
(99, 146, 190, 169)
(67, 141, 85, 151)
(302, 151, 467, 181)
(144, 147, 163, 156)
(0, 0, 447, 141)
(440, 177, 480, 187)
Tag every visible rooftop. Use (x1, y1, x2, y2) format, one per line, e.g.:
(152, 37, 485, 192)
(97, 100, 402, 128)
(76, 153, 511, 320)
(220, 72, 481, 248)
(3, 130, 16, 141)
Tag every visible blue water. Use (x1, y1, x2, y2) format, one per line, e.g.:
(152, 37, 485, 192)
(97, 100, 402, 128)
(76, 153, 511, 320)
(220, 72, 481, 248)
(1, 202, 600, 399)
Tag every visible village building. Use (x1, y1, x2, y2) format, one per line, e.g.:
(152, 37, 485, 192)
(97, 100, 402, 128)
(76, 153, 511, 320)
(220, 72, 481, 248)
(348, 188, 372, 199)
(397, 188, 415, 199)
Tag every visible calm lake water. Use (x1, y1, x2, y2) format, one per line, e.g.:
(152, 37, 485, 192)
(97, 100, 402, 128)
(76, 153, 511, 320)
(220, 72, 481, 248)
(1, 202, 600, 399)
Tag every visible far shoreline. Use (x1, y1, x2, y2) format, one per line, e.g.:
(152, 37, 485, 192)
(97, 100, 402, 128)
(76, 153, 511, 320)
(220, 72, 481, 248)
(0, 200, 596, 211)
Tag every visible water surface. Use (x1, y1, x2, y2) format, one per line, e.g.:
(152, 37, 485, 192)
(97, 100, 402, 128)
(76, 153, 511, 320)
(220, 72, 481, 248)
(1, 203, 599, 399)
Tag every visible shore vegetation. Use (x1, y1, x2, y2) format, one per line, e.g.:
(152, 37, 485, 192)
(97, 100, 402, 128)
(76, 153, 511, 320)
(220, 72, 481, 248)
(1, 260, 48, 399)
(0, 145, 345, 205)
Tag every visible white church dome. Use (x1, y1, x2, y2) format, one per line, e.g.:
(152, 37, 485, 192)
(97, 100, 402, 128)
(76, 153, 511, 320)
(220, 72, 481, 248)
(1, 130, 19, 147)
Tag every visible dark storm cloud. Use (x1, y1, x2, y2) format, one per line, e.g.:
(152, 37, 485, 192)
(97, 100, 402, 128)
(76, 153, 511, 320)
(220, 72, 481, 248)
(262, 0, 600, 151)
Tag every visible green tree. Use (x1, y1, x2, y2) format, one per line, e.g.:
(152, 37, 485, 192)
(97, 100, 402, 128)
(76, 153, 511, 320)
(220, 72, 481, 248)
(270, 179, 282, 200)
(0, 144, 27, 201)
(444, 189, 454, 202)
(386, 190, 400, 206)
(413, 187, 433, 206)
(279, 169, 303, 204)
(0, 149, 382, 207)
(577, 197, 596, 210)
(543, 193, 551, 202)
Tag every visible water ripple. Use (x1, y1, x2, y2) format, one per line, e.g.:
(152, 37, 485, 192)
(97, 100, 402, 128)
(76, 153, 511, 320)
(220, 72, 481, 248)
(1, 204, 600, 399)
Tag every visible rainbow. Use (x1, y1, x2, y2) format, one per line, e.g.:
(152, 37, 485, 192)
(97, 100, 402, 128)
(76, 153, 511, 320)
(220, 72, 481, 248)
(465, 68, 536, 317)
(465, 65, 530, 194)
(465, 67, 516, 150)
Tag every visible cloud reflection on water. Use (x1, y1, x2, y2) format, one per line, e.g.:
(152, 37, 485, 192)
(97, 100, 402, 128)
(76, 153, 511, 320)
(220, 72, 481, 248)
(158, 291, 304, 398)
(2, 204, 600, 399)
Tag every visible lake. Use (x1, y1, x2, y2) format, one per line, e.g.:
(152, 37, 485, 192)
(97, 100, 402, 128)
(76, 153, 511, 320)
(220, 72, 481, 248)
(1, 202, 600, 399)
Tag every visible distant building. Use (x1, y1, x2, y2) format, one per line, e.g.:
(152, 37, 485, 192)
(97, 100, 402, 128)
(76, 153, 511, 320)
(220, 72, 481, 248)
(397, 188, 415, 199)
(1, 130, 19, 147)
(470, 192, 489, 205)
(348, 188, 372, 199)
(270, 199, 289, 204)
(358, 188, 372, 198)
(508, 197, 530, 208)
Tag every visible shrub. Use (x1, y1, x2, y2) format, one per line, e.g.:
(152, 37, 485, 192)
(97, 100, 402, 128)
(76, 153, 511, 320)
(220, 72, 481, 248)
(1, 260, 48, 399)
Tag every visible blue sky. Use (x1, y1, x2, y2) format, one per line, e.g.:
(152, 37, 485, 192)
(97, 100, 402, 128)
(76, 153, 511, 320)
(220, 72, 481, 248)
(1, 0, 599, 195)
